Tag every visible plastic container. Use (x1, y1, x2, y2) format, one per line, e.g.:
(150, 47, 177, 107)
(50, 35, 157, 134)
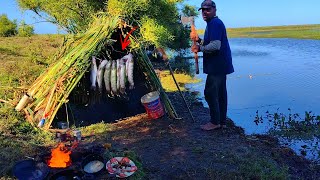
(73, 130, 82, 141)
(37, 118, 46, 128)
(57, 122, 68, 129)
(15, 94, 32, 111)
(140, 91, 164, 119)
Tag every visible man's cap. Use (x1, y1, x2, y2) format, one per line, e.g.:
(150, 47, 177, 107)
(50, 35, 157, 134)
(198, 0, 216, 11)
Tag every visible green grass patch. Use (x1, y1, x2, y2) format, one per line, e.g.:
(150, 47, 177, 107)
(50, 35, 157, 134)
(0, 35, 64, 99)
(198, 24, 320, 40)
(0, 104, 54, 176)
(0, 35, 63, 176)
(80, 122, 116, 136)
(206, 151, 289, 179)
(228, 24, 320, 40)
(0, 47, 21, 56)
(159, 70, 201, 92)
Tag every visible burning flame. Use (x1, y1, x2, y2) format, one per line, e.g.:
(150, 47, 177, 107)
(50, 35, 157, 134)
(47, 143, 72, 168)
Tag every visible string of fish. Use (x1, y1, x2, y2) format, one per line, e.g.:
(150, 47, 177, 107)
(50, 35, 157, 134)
(90, 53, 134, 97)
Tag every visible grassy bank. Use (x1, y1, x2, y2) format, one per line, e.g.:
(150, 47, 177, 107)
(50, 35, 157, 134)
(1, 35, 319, 179)
(197, 24, 320, 40)
(0, 35, 199, 177)
(0, 35, 64, 99)
(159, 70, 201, 92)
(0, 35, 64, 175)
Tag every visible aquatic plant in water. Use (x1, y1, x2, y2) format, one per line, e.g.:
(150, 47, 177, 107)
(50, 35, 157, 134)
(254, 108, 320, 135)
(254, 108, 320, 160)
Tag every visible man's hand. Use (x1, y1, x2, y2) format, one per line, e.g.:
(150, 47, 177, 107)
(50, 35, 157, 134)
(156, 48, 168, 62)
(191, 44, 200, 53)
(197, 37, 202, 44)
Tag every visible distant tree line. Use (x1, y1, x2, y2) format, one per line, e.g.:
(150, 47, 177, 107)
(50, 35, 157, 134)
(0, 14, 34, 37)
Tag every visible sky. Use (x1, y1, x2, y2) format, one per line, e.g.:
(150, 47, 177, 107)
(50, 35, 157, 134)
(0, 0, 61, 34)
(0, 0, 319, 34)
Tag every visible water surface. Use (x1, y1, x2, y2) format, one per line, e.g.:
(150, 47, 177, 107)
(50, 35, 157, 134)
(186, 38, 320, 160)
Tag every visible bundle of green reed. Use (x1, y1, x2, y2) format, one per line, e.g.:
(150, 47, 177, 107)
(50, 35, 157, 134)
(134, 45, 178, 119)
(17, 14, 120, 129)
(17, 13, 178, 129)
(139, 50, 178, 119)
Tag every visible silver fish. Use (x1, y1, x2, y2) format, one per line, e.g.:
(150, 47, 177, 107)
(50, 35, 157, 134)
(96, 60, 108, 92)
(119, 58, 126, 94)
(116, 58, 120, 92)
(110, 60, 117, 95)
(126, 53, 134, 89)
(104, 60, 112, 95)
(122, 53, 133, 77)
(90, 56, 98, 90)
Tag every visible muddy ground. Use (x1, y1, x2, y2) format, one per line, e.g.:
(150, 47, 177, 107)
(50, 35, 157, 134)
(5, 61, 320, 179)
(5, 91, 320, 179)
(91, 91, 320, 180)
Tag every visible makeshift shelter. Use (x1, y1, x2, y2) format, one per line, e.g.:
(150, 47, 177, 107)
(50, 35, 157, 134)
(15, 14, 178, 130)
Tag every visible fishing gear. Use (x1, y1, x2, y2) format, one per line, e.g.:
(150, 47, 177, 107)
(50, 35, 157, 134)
(156, 47, 195, 122)
(166, 61, 196, 122)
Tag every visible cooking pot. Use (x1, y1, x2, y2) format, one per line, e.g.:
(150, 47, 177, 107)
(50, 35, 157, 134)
(12, 159, 49, 180)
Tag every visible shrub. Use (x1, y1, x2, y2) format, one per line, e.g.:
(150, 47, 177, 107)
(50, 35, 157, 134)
(17, 21, 34, 37)
(0, 14, 17, 37)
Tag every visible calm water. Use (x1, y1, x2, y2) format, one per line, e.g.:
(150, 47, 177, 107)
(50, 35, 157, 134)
(186, 38, 320, 160)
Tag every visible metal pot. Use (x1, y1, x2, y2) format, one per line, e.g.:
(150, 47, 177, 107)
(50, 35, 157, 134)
(12, 159, 49, 180)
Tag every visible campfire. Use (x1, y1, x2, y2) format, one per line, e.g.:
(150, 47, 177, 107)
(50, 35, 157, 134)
(47, 143, 76, 168)
(13, 140, 138, 179)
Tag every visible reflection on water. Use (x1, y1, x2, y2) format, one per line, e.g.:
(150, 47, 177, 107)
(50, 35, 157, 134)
(186, 38, 320, 160)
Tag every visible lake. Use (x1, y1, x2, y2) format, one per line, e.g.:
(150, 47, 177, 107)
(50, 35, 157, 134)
(186, 38, 320, 160)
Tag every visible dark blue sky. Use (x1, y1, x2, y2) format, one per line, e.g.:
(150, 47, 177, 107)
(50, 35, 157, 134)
(1, 0, 319, 34)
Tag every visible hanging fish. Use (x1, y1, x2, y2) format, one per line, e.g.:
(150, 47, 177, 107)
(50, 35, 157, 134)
(90, 56, 98, 90)
(104, 60, 112, 95)
(96, 59, 108, 92)
(116, 58, 120, 92)
(119, 58, 126, 94)
(126, 54, 134, 90)
(121, 53, 133, 77)
(110, 60, 118, 95)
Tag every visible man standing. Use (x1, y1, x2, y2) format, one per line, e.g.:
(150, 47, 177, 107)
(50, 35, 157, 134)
(192, 0, 234, 130)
